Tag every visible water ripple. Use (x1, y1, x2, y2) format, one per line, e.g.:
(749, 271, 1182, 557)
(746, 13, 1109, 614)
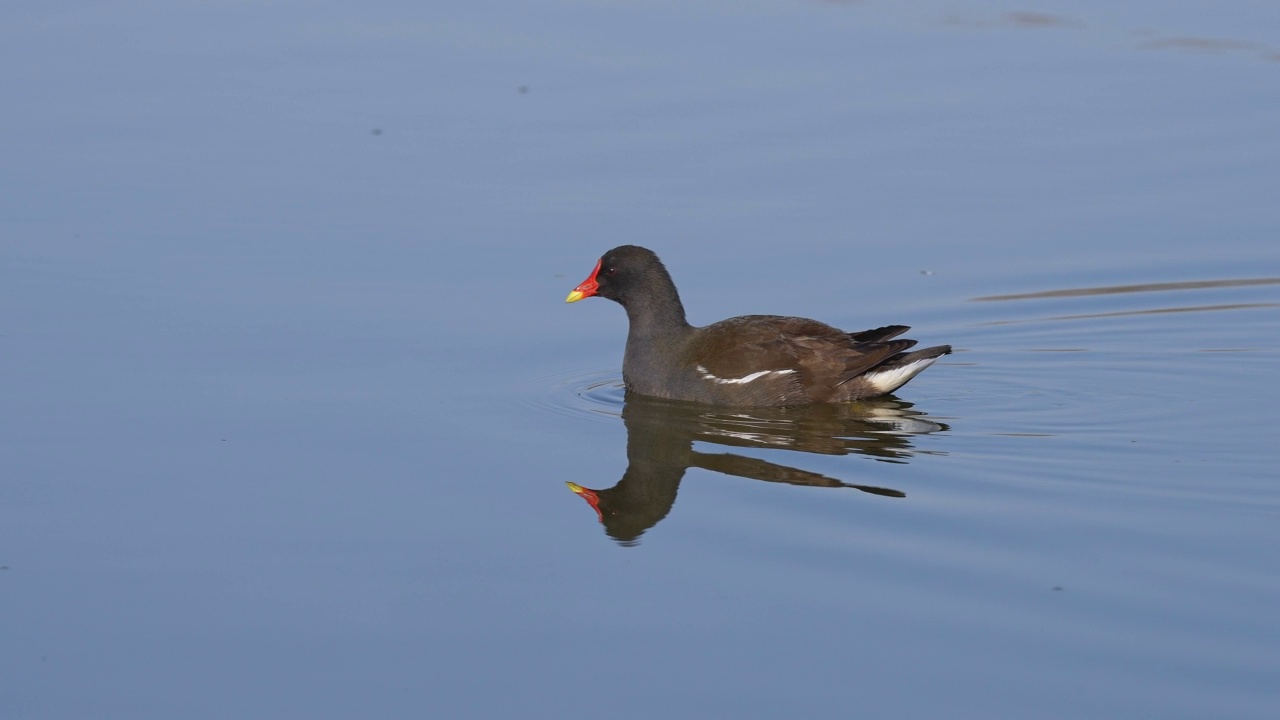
(972, 277, 1280, 302)
(524, 367, 626, 422)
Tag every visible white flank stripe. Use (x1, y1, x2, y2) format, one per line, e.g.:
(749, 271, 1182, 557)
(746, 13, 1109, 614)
(863, 358, 938, 393)
(696, 366, 797, 385)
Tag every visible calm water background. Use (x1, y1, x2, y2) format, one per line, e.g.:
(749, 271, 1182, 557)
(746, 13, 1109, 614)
(3, 1, 1279, 718)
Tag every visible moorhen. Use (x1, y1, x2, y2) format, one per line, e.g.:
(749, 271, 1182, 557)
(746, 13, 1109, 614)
(565, 245, 950, 407)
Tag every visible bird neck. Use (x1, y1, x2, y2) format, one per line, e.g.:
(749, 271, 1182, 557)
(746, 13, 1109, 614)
(623, 276, 690, 338)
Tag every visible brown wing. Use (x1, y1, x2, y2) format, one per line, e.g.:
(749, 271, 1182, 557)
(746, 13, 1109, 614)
(689, 316, 917, 404)
(848, 325, 911, 343)
(691, 315, 843, 374)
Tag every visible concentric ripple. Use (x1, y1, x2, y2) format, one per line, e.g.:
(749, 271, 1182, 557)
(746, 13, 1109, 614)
(523, 367, 627, 422)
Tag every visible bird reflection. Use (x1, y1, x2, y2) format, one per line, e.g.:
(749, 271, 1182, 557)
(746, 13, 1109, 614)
(566, 394, 949, 545)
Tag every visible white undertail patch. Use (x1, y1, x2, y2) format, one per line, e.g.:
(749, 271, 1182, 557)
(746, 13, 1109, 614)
(695, 366, 796, 385)
(862, 357, 939, 393)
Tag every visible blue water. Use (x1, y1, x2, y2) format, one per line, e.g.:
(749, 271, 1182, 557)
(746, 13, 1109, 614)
(3, 2, 1279, 718)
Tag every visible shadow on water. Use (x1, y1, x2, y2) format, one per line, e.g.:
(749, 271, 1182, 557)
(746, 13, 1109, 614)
(565, 394, 949, 546)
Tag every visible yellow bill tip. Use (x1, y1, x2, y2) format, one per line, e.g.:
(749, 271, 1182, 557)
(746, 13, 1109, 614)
(565, 290, 586, 303)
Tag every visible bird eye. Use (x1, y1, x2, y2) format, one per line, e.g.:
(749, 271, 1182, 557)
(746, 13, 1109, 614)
(604, 267, 617, 277)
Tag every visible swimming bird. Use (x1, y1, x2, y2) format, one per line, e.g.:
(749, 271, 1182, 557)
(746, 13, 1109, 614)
(565, 245, 950, 407)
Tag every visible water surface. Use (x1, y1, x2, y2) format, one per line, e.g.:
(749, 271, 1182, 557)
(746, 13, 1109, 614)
(3, 2, 1279, 719)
